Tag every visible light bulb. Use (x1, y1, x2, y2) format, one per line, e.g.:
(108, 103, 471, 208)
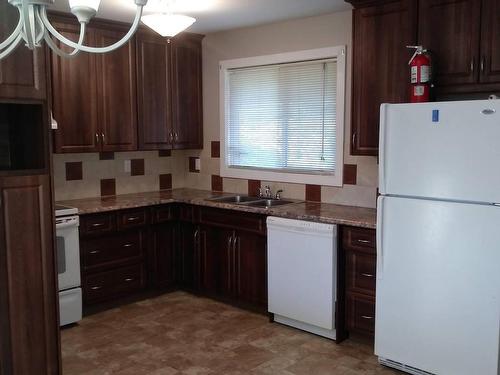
(141, 13, 196, 37)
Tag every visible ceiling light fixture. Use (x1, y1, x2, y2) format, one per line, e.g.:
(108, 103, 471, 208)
(0, 0, 148, 60)
(141, 13, 195, 37)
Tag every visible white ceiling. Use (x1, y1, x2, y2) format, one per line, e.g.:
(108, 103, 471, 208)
(50, 0, 351, 34)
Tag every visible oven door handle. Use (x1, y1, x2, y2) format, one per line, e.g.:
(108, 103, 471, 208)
(55, 217, 79, 230)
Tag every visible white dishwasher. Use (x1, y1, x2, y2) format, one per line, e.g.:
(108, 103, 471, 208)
(267, 217, 337, 339)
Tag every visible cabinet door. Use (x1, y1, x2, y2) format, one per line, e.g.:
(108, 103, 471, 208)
(95, 27, 137, 151)
(351, 0, 416, 156)
(151, 223, 176, 289)
(136, 31, 172, 150)
(195, 226, 217, 294)
(177, 222, 196, 288)
(216, 229, 237, 298)
(479, 0, 500, 83)
(418, 0, 481, 85)
(235, 231, 267, 309)
(171, 35, 203, 150)
(50, 22, 100, 153)
(0, 175, 60, 374)
(0, 2, 47, 100)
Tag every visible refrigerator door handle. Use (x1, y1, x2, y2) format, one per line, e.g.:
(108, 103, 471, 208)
(376, 195, 384, 279)
(378, 104, 387, 194)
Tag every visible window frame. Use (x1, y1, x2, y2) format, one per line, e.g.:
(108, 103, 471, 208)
(219, 46, 346, 187)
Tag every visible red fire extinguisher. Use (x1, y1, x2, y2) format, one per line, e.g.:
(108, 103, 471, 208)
(407, 45, 432, 102)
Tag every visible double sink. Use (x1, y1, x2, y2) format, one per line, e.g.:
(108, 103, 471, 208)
(207, 195, 297, 209)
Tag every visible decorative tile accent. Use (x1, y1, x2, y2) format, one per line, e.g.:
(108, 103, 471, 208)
(189, 157, 200, 173)
(248, 180, 261, 197)
(100, 179, 116, 197)
(131, 159, 145, 176)
(159, 174, 172, 190)
(211, 141, 220, 158)
(211, 175, 223, 192)
(65, 162, 83, 181)
(343, 164, 357, 185)
(99, 152, 114, 160)
(158, 150, 171, 157)
(305, 184, 321, 202)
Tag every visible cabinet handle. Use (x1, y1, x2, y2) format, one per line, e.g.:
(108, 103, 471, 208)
(123, 243, 133, 248)
(127, 216, 140, 222)
(480, 57, 485, 73)
(227, 235, 232, 288)
(352, 132, 356, 148)
(91, 223, 104, 227)
(470, 59, 474, 73)
(361, 273, 374, 278)
(95, 133, 99, 144)
(124, 278, 134, 282)
(235, 235, 241, 294)
(169, 131, 174, 143)
(101, 133, 105, 143)
(361, 315, 374, 320)
(89, 250, 100, 255)
(357, 239, 371, 245)
(91, 286, 102, 290)
(174, 132, 179, 142)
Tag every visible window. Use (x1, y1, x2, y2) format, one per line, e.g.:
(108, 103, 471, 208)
(220, 46, 346, 186)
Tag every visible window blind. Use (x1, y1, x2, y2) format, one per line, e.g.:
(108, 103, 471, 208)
(225, 58, 337, 175)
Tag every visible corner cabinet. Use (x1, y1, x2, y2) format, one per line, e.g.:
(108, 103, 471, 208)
(136, 31, 204, 151)
(348, 0, 417, 156)
(50, 16, 137, 153)
(0, 2, 47, 100)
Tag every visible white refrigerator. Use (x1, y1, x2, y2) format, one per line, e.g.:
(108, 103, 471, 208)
(376, 100, 500, 375)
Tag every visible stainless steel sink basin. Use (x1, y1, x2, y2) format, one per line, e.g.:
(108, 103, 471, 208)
(245, 199, 296, 208)
(207, 195, 262, 204)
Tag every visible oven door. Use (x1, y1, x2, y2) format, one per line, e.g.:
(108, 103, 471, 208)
(55, 215, 81, 291)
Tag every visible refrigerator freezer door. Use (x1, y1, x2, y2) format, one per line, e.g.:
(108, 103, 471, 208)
(375, 196, 500, 375)
(379, 100, 500, 204)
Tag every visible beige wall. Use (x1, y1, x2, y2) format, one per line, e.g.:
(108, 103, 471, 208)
(183, 11, 379, 208)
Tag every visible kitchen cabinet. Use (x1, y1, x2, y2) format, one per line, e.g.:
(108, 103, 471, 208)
(193, 225, 218, 294)
(479, 0, 500, 83)
(418, 0, 481, 86)
(0, 2, 47, 100)
(150, 205, 176, 289)
(170, 34, 204, 150)
(0, 174, 60, 374)
(80, 209, 147, 304)
(136, 31, 204, 150)
(50, 16, 137, 153)
(343, 226, 377, 338)
(348, 0, 417, 156)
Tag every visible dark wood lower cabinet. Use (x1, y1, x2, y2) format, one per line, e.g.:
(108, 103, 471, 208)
(150, 222, 176, 289)
(0, 174, 60, 374)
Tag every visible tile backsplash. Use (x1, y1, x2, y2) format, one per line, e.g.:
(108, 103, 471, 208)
(53, 150, 186, 201)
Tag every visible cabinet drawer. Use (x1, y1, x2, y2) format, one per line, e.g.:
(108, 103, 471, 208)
(199, 207, 266, 234)
(346, 251, 376, 296)
(343, 227, 376, 254)
(118, 208, 148, 230)
(84, 264, 145, 303)
(179, 204, 195, 222)
(151, 205, 173, 224)
(82, 231, 144, 270)
(80, 212, 116, 237)
(347, 293, 376, 336)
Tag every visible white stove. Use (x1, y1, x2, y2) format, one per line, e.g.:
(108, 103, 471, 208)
(55, 204, 82, 326)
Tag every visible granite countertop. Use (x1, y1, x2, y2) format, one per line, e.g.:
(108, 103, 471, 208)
(57, 188, 377, 229)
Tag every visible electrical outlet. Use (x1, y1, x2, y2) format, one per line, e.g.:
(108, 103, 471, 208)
(124, 160, 131, 173)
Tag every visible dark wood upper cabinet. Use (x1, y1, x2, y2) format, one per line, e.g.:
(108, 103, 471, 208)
(479, 0, 500, 83)
(136, 31, 172, 150)
(0, 174, 60, 374)
(418, 0, 481, 86)
(136, 31, 204, 151)
(171, 34, 204, 150)
(349, 0, 417, 156)
(0, 2, 47, 100)
(95, 26, 137, 151)
(51, 21, 100, 153)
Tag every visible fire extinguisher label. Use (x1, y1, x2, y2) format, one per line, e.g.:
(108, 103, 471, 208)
(420, 65, 430, 83)
(414, 85, 425, 96)
(411, 66, 418, 83)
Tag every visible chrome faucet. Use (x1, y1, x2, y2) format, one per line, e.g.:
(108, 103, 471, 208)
(275, 190, 284, 200)
(264, 185, 272, 198)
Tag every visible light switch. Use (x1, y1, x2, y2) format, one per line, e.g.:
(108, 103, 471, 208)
(195, 158, 201, 171)
(124, 160, 131, 173)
